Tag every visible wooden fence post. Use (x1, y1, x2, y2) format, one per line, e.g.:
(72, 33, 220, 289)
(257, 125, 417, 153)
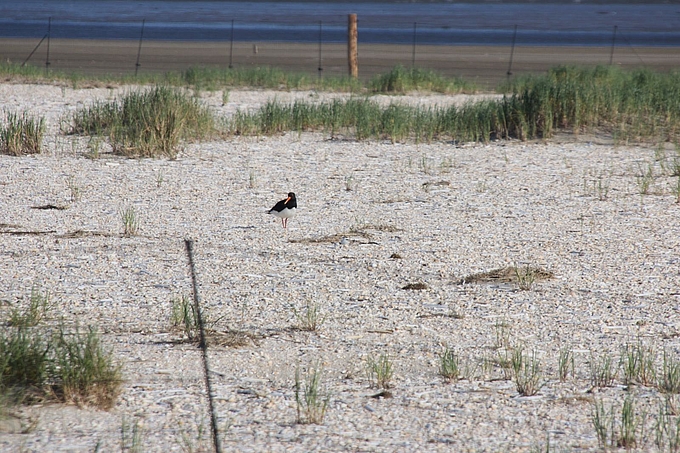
(348, 14, 358, 78)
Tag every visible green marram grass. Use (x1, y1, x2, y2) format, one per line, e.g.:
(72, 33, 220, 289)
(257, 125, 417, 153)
(65, 86, 214, 158)
(2, 60, 470, 93)
(8, 285, 51, 328)
(0, 327, 51, 402)
(53, 325, 122, 409)
(369, 65, 474, 94)
(228, 65, 680, 144)
(1, 286, 122, 409)
(295, 365, 330, 425)
(0, 325, 121, 408)
(0, 111, 45, 156)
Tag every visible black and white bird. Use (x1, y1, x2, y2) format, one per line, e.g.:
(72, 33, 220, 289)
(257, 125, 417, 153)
(268, 192, 297, 229)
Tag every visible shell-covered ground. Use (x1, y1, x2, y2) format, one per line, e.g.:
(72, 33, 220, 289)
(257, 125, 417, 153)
(1, 84, 680, 452)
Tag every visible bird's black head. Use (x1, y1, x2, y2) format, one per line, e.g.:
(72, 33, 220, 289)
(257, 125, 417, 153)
(287, 192, 296, 200)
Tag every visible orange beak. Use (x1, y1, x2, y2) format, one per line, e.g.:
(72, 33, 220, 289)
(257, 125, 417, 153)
(284, 196, 291, 203)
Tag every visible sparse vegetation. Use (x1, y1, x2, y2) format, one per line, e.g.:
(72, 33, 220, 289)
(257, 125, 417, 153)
(367, 354, 394, 390)
(660, 349, 680, 395)
(120, 206, 140, 237)
(590, 352, 618, 388)
(155, 169, 165, 188)
(620, 340, 656, 387)
(511, 345, 543, 396)
(0, 326, 51, 402)
(295, 365, 330, 424)
(439, 347, 461, 382)
(0, 111, 45, 156)
(8, 285, 51, 328)
(225, 65, 680, 143)
(175, 417, 211, 453)
(558, 347, 575, 382)
(655, 401, 680, 452)
(66, 176, 82, 202)
(494, 318, 512, 351)
(369, 65, 474, 94)
(0, 320, 121, 409)
(53, 325, 122, 409)
(514, 264, 537, 291)
(121, 416, 145, 453)
(636, 161, 655, 195)
(293, 300, 325, 332)
(171, 294, 199, 341)
(592, 397, 645, 450)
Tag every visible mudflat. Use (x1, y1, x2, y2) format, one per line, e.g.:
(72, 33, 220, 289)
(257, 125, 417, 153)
(2, 37, 679, 88)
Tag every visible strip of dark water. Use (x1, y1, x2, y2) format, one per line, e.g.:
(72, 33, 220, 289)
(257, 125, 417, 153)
(2, 1, 679, 46)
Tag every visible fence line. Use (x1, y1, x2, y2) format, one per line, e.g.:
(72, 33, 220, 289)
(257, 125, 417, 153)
(5, 16, 679, 88)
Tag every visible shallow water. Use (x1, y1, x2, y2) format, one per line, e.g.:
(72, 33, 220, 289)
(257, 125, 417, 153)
(1, 1, 679, 46)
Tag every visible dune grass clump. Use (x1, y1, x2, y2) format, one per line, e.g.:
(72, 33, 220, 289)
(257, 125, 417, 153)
(367, 354, 394, 390)
(0, 111, 45, 156)
(369, 65, 474, 94)
(295, 365, 330, 424)
(1, 288, 121, 409)
(53, 326, 122, 409)
(439, 347, 461, 382)
(171, 294, 199, 342)
(502, 65, 680, 142)
(228, 65, 680, 144)
(65, 86, 214, 158)
(228, 97, 506, 143)
(8, 285, 51, 328)
(0, 325, 121, 408)
(592, 397, 645, 450)
(0, 327, 51, 402)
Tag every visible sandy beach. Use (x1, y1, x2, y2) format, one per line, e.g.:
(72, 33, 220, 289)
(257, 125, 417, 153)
(1, 82, 680, 451)
(3, 38, 680, 88)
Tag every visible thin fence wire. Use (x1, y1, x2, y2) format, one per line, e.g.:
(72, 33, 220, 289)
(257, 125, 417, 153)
(4, 17, 679, 88)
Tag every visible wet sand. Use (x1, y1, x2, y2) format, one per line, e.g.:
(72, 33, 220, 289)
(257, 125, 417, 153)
(2, 37, 680, 88)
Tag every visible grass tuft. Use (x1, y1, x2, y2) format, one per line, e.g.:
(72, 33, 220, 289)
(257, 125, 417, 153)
(66, 86, 214, 158)
(514, 264, 537, 291)
(293, 300, 325, 332)
(592, 396, 645, 450)
(120, 206, 140, 237)
(295, 365, 330, 424)
(367, 354, 394, 390)
(620, 340, 656, 386)
(121, 416, 145, 453)
(53, 325, 122, 409)
(590, 351, 618, 388)
(8, 285, 51, 328)
(369, 65, 474, 94)
(171, 294, 199, 342)
(659, 349, 680, 395)
(558, 347, 575, 382)
(0, 322, 121, 409)
(511, 345, 543, 396)
(655, 400, 680, 452)
(0, 327, 50, 402)
(0, 111, 45, 156)
(439, 347, 461, 382)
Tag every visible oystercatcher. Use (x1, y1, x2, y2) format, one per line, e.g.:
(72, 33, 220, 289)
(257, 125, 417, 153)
(268, 192, 297, 229)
